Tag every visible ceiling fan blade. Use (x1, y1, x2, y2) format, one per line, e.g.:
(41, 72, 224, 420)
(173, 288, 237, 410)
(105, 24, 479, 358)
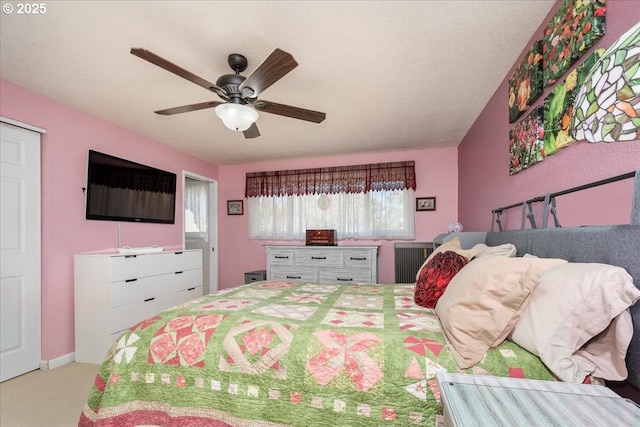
(131, 47, 228, 99)
(154, 101, 222, 115)
(238, 48, 298, 98)
(254, 100, 326, 123)
(243, 123, 261, 139)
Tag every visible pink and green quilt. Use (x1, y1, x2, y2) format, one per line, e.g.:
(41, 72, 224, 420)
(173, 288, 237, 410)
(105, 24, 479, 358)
(79, 281, 554, 426)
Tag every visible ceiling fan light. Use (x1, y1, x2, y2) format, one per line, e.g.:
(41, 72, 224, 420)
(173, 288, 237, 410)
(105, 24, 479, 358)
(215, 103, 258, 132)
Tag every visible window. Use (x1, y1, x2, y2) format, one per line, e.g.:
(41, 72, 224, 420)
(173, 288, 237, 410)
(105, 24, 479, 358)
(246, 161, 416, 240)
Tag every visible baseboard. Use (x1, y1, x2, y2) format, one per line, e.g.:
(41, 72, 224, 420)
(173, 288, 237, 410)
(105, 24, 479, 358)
(39, 352, 75, 370)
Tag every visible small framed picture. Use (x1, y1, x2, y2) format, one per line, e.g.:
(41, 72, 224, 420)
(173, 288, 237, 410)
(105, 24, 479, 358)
(227, 200, 243, 215)
(416, 197, 436, 211)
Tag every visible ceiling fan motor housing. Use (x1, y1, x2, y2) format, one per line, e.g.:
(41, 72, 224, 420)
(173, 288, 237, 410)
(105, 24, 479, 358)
(216, 73, 246, 102)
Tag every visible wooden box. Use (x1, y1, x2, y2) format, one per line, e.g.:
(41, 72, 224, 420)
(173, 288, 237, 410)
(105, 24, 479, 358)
(305, 229, 337, 246)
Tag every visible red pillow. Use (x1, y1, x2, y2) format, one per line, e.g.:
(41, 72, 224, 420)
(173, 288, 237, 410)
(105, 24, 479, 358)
(414, 251, 469, 308)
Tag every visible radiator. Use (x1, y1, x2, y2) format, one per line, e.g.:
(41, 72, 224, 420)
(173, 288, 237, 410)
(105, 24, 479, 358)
(394, 242, 434, 283)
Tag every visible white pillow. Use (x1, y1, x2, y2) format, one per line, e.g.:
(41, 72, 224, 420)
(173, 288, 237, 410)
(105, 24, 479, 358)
(510, 262, 640, 383)
(471, 243, 517, 258)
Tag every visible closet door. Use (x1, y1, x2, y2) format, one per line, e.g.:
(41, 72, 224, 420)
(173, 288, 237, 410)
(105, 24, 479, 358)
(0, 122, 42, 381)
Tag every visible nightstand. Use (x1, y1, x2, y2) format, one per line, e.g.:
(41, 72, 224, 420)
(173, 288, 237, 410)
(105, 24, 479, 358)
(436, 372, 640, 427)
(244, 269, 267, 284)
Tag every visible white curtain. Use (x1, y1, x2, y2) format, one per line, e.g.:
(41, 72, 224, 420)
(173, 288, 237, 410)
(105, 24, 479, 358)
(248, 188, 415, 240)
(184, 179, 208, 233)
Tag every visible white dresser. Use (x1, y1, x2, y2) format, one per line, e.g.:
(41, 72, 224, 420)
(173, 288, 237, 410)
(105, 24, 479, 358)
(74, 249, 203, 364)
(265, 245, 379, 284)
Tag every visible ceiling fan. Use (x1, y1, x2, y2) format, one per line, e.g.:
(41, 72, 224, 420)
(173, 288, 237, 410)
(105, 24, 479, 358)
(130, 47, 326, 139)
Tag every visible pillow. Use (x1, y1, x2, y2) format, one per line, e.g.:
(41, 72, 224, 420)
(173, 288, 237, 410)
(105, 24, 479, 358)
(415, 237, 481, 281)
(509, 263, 640, 383)
(471, 243, 517, 258)
(414, 251, 469, 308)
(434, 256, 567, 369)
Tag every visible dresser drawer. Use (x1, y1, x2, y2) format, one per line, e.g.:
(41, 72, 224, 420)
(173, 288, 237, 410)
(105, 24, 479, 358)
(110, 255, 150, 282)
(344, 249, 374, 268)
(294, 248, 343, 267)
(267, 249, 295, 265)
(111, 269, 202, 308)
(176, 286, 203, 305)
(270, 266, 318, 282)
(110, 293, 170, 333)
(147, 250, 201, 275)
(111, 276, 157, 308)
(318, 268, 373, 284)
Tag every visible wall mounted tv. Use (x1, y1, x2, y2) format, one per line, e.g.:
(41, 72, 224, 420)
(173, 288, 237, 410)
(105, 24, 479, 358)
(85, 150, 177, 224)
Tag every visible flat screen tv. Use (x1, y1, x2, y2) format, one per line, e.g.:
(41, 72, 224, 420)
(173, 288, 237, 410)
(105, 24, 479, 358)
(85, 150, 177, 224)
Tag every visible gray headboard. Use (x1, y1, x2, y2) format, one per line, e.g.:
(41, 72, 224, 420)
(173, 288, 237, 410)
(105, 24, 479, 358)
(486, 225, 640, 389)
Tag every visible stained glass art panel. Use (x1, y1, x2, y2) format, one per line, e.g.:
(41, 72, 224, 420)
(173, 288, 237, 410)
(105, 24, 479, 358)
(544, 48, 605, 155)
(571, 21, 640, 143)
(543, 0, 606, 87)
(509, 106, 544, 176)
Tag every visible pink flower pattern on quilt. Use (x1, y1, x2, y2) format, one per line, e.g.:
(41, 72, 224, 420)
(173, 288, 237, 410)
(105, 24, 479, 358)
(403, 336, 444, 357)
(148, 314, 226, 367)
(306, 330, 383, 392)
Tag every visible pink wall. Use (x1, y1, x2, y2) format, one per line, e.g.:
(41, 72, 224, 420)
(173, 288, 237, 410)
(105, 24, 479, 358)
(0, 80, 219, 361)
(217, 147, 458, 288)
(458, 0, 640, 231)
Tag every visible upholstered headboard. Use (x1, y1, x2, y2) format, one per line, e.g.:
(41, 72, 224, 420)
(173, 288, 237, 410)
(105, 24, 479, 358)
(486, 225, 640, 389)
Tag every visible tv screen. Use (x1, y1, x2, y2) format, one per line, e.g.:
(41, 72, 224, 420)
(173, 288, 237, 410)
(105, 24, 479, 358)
(85, 150, 177, 224)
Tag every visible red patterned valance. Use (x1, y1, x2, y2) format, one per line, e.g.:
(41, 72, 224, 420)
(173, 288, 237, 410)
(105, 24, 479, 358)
(245, 161, 416, 198)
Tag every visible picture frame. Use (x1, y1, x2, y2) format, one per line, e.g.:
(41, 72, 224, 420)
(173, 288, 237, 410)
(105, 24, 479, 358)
(416, 197, 436, 212)
(227, 200, 243, 215)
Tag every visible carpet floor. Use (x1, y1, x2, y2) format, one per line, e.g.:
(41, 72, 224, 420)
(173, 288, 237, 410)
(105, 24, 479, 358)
(0, 362, 99, 427)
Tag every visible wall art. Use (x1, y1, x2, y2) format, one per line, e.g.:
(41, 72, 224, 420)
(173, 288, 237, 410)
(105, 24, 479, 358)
(543, 0, 606, 87)
(544, 48, 605, 155)
(416, 197, 436, 211)
(227, 200, 243, 215)
(509, 40, 544, 123)
(571, 21, 640, 143)
(509, 106, 544, 176)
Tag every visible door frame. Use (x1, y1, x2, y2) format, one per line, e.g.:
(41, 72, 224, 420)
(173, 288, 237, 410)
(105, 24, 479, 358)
(182, 170, 218, 294)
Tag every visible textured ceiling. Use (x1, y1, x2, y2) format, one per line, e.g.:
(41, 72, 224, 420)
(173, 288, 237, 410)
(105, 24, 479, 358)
(0, 1, 555, 165)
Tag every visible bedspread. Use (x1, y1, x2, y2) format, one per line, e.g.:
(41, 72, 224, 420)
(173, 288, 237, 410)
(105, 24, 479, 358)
(79, 281, 554, 426)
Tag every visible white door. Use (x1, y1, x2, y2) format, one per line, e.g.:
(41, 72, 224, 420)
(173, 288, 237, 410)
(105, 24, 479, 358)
(184, 173, 218, 294)
(0, 122, 42, 382)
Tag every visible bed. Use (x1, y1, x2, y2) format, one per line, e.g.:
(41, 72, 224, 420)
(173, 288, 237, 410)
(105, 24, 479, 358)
(78, 226, 640, 427)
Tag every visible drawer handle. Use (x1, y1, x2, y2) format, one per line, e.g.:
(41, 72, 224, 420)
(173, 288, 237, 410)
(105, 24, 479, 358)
(337, 278, 353, 281)
(311, 256, 327, 260)
(187, 287, 196, 291)
(275, 255, 290, 259)
(125, 278, 138, 283)
(174, 251, 183, 255)
(144, 297, 155, 302)
(286, 275, 301, 279)
(350, 257, 367, 261)
(175, 271, 183, 275)
(124, 255, 137, 259)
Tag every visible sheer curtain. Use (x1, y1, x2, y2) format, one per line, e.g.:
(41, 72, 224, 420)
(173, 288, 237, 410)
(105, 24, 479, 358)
(246, 161, 416, 240)
(184, 178, 208, 233)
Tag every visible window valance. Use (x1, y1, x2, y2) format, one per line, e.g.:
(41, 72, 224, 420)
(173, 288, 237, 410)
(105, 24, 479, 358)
(245, 161, 416, 198)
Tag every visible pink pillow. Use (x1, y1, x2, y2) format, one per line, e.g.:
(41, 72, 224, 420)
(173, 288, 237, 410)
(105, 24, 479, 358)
(435, 256, 567, 369)
(510, 262, 640, 383)
(414, 251, 469, 308)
